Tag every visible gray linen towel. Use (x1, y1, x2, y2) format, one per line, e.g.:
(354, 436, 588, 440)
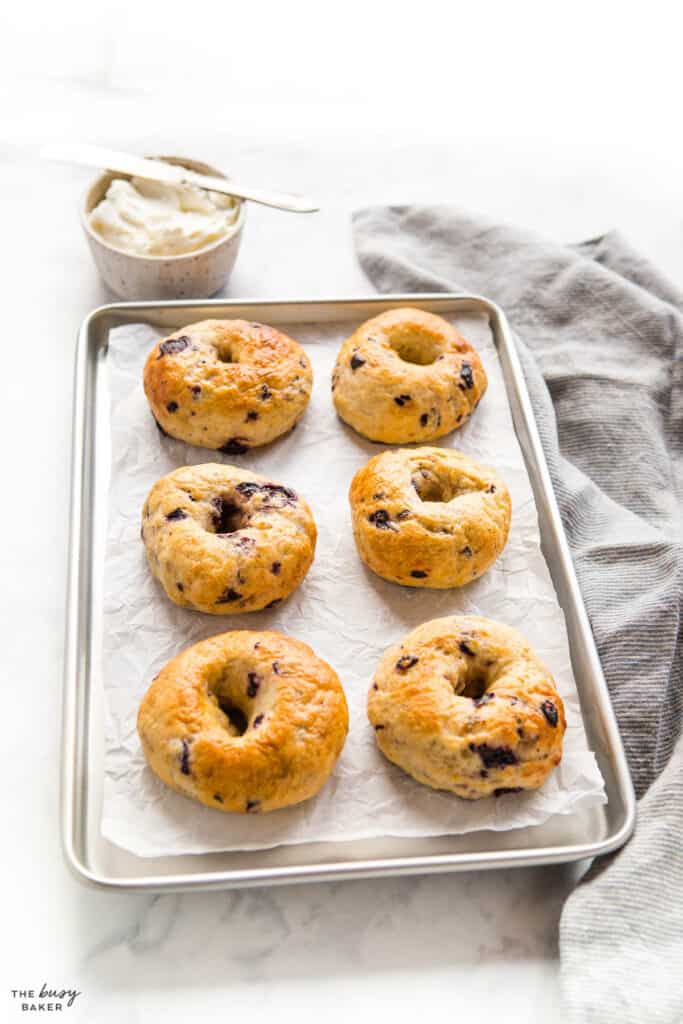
(352, 207, 682, 1024)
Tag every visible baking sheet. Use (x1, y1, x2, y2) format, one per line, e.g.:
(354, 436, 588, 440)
(101, 314, 606, 858)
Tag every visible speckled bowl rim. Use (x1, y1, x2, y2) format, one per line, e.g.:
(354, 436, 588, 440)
(81, 154, 246, 262)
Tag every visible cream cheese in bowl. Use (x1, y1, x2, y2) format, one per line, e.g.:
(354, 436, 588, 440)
(82, 156, 246, 299)
(88, 176, 241, 257)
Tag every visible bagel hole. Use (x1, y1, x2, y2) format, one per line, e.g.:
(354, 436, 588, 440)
(210, 496, 245, 534)
(214, 341, 236, 364)
(460, 674, 488, 700)
(216, 696, 249, 736)
(412, 469, 479, 504)
(390, 331, 439, 366)
(412, 471, 449, 502)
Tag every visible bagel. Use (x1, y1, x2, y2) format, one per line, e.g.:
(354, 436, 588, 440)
(368, 615, 565, 799)
(332, 308, 487, 443)
(138, 630, 349, 813)
(349, 447, 511, 588)
(141, 463, 316, 614)
(143, 319, 312, 453)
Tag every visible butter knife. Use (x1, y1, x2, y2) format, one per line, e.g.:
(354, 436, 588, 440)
(41, 142, 320, 214)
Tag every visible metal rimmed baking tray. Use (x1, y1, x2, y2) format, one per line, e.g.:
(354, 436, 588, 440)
(62, 294, 636, 892)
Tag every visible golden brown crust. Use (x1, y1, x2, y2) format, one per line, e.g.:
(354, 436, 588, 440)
(143, 319, 313, 452)
(138, 630, 349, 814)
(349, 447, 511, 588)
(332, 308, 487, 443)
(368, 616, 565, 799)
(141, 463, 316, 614)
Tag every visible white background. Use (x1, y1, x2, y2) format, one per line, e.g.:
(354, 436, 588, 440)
(1, 1, 681, 1021)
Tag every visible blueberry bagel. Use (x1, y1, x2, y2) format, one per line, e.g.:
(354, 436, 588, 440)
(349, 447, 511, 588)
(332, 308, 487, 443)
(143, 319, 313, 453)
(368, 616, 565, 799)
(141, 463, 316, 614)
(138, 630, 349, 813)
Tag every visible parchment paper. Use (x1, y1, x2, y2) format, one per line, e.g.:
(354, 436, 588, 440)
(101, 314, 606, 857)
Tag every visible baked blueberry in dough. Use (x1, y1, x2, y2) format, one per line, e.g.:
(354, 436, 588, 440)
(143, 319, 312, 452)
(332, 307, 487, 443)
(138, 630, 349, 813)
(349, 446, 511, 588)
(368, 615, 565, 799)
(141, 463, 316, 614)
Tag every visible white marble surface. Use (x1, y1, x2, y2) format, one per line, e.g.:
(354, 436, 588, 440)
(3, 4, 682, 1019)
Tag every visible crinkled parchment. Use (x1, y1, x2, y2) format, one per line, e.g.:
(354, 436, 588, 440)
(101, 315, 605, 857)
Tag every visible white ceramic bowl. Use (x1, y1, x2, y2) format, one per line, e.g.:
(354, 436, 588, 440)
(81, 155, 246, 300)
